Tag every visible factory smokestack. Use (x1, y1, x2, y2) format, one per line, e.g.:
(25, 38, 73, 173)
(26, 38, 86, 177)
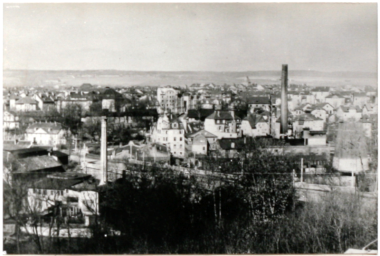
(100, 116, 108, 184)
(280, 64, 288, 135)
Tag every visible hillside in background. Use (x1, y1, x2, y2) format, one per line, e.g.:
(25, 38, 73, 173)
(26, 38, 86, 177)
(3, 69, 377, 88)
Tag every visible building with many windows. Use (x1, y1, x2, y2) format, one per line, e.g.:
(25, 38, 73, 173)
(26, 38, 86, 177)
(150, 114, 186, 157)
(157, 87, 184, 114)
(25, 121, 70, 146)
(204, 110, 242, 139)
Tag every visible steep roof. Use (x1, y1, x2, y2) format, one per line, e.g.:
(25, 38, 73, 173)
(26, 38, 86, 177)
(326, 93, 344, 99)
(102, 88, 123, 99)
(15, 97, 38, 105)
(339, 105, 362, 113)
(243, 114, 268, 129)
(40, 95, 55, 103)
(293, 113, 322, 122)
(294, 103, 312, 111)
(26, 122, 64, 134)
(188, 129, 218, 138)
(313, 102, 333, 109)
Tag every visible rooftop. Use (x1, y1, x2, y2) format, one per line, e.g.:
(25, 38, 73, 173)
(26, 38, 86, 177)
(26, 122, 64, 134)
(14, 155, 63, 173)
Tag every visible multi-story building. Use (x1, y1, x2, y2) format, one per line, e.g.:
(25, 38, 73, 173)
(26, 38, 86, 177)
(27, 172, 99, 227)
(310, 87, 330, 102)
(352, 92, 370, 108)
(150, 114, 186, 157)
(241, 112, 270, 137)
(25, 121, 70, 146)
(246, 96, 272, 113)
(57, 92, 97, 114)
(3, 111, 20, 130)
(34, 94, 56, 112)
(325, 94, 346, 109)
(11, 97, 38, 112)
(335, 105, 363, 122)
(204, 110, 242, 139)
(292, 113, 325, 136)
(157, 87, 184, 114)
(101, 88, 123, 112)
(188, 130, 218, 155)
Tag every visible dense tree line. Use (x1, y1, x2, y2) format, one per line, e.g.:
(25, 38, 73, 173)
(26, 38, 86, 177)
(4, 138, 377, 254)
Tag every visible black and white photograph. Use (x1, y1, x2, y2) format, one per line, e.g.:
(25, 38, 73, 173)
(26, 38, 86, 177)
(2, 3, 378, 254)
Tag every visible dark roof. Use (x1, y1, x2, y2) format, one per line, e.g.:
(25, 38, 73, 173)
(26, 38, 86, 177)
(41, 95, 55, 103)
(102, 88, 123, 99)
(244, 114, 269, 128)
(206, 110, 236, 120)
(14, 155, 63, 173)
(311, 87, 330, 92)
(218, 138, 247, 150)
(187, 109, 200, 119)
(246, 97, 271, 105)
(51, 150, 69, 158)
(32, 178, 83, 190)
(70, 178, 99, 191)
(309, 131, 327, 135)
(187, 109, 215, 121)
(4, 147, 48, 157)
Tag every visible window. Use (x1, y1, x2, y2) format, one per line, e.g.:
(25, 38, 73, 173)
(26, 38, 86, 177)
(174, 144, 177, 148)
(219, 126, 222, 131)
(203, 147, 206, 150)
(180, 152, 182, 155)
(179, 130, 182, 134)
(180, 144, 182, 148)
(180, 137, 182, 141)
(174, 137, 176, 141)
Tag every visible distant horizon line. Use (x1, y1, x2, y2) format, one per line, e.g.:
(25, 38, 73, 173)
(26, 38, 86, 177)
(3, 68, 377, 74)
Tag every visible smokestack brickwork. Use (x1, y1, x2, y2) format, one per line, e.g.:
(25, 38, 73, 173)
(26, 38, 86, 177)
(100, 116, 108, 184)
(280, 64, 288, 135)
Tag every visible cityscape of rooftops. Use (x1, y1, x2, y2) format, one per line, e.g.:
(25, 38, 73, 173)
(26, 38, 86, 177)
(3, 3, 378, 255)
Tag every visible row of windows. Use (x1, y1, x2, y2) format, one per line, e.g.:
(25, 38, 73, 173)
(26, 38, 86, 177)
(215, 119, 241, 124)
(33, 189, 64, 196)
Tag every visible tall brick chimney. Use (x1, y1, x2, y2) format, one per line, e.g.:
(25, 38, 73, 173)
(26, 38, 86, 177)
(280, 64, 288, 135)
(100, 116, 107, 184)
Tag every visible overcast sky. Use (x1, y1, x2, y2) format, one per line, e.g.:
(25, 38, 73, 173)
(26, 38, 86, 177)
(3, 3, 378, 72)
